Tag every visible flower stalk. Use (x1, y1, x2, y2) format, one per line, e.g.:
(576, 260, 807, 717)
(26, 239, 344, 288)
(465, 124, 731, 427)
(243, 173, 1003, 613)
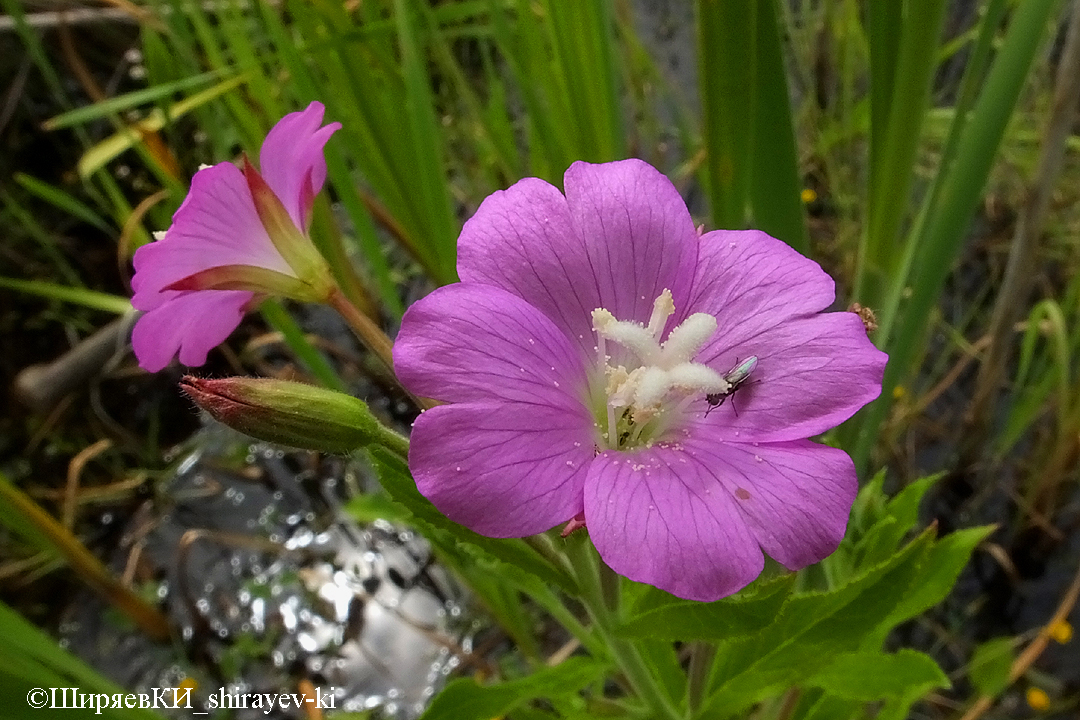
(326, 288, 434, 411)
(564, 535, 684, 720)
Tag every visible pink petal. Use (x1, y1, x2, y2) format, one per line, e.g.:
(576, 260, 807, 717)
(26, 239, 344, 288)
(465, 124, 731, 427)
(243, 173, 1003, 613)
(584, 446, 764, 601)
(131, 162, 292, 312)
(690, 312, 887, 442)
(676, 433, 857, 571)
(259, 102, 340, 230)
(393, 283, 590, 405)
(409, 402, 596, 537)
(131, 291, 251, 371)
(685, 229, 836, 332)
(456, 159, 698, 356)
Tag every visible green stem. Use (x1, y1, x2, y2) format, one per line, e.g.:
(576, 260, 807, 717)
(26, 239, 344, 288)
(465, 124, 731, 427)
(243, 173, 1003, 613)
(564, 537, 684, 720)
(372, 425, 410, 463)
(686, 642, 716, 714)
(326, 287, 434, 412)
(527, 583, 607, 658)
(327, 287, 396, 373)
(524, 532, 578, 580)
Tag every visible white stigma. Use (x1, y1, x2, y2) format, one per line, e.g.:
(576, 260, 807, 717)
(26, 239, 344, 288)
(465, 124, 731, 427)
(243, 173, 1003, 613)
(591, 289, 729, 449)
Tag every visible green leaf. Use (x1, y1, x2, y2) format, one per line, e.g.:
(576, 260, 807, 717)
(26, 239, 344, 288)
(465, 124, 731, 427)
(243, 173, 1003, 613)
(418, 657, 607, 720)
(41, 70, 229, 130)
(0, 601, 165, 720)
(698, 0, 756, 229)
(748, 0, 809, 252)
(695, 528, 935, 720)
(885, 475, 940, 534)
(862, 0, 949, 290)
(883, 525, 995, 627)
(636, 639, 686, 706)
(14, 174, 112, 232)
(366, 447, 578, 595)
(619, 574, 794, 641)
(854, 0, 1061, 471)
(969, 637, 1015, 697)
(848, 470, 889, 532)
(852, 474, 941, 570)
(796, 694, 862, 720)
(806, 649, 949, 700)
(0, 277, 131, 314)
(344, 493, 411, 524)
(540, 0, 624, 163)
(76, 74, 249, 178)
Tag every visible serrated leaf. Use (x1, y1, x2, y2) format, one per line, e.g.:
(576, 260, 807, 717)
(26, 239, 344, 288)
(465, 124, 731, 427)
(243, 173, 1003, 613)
(885, 475, 940, 535)
(969, 637, 1015, 697)
(883, 525, 994, 628)
(618, 575, 794, 641)
(418, 658, 607, 720)
(696, 528, 935, 720)
(806, 649, 949, 700)
(367, 447, 578, 594)
(850, 475, 940, 573)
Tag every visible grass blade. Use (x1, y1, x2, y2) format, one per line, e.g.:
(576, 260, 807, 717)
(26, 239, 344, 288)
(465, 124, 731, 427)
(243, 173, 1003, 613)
(853, 0, 1061, 470)
(0, 278, 131, 314)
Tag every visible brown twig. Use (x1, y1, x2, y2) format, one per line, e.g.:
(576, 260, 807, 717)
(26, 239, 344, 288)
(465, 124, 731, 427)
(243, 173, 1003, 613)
(63, 439, 113, 529)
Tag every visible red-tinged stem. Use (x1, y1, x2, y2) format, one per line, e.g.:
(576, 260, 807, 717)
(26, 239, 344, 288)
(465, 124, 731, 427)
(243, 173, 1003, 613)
(326, 288, 435, 411)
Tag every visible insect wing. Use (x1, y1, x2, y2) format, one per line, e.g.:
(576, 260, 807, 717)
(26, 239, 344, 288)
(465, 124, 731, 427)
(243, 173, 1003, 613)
(724, 356, 758, 389)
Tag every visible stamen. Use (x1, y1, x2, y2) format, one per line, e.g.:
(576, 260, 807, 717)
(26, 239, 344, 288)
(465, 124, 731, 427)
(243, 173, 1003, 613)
(661, 313, 717, 365)
(597, 320, 662, 366)
(634, 366, 672, 408)
(647, 289, 675, 338)
(591, 292, 728, 450)
(592, 309, 617, 440)
(666, 362, 729, 393)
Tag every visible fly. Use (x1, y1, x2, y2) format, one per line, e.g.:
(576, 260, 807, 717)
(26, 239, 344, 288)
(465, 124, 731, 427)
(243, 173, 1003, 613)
(705, 356, 758, 417)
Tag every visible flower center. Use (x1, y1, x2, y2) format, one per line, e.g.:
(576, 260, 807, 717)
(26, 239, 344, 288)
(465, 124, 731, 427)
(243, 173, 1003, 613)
(590, 289, 729, 450)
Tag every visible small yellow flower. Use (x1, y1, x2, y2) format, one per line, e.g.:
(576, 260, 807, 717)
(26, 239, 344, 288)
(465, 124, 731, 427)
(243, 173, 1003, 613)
(1026, 687, 1050, 712)
(800, 188, 818, 204)
(1048, 619, 1072, 644)
(177, 677, 198, 693)
(892, 385, 907, 400)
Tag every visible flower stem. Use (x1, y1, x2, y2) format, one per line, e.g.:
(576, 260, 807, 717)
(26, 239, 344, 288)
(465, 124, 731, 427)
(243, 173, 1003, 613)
(686, 642, 716, 714)
(524, 532, 577, 580)
(372, 425, 411, 462)
(564, 537, 684, 720)
(326, 288, 435, 411)
(327, 288, 396, 371)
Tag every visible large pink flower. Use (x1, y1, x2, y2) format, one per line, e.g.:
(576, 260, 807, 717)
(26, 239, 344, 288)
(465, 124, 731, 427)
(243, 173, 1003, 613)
(131, 102, 340, 372)
(393, 159, 887, 601)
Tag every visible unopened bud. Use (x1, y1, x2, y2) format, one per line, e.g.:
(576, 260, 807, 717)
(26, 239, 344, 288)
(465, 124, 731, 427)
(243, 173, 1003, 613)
(181, 376, 408, 456)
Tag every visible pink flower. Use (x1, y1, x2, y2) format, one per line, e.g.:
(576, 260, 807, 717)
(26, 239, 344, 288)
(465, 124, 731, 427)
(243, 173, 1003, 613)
(130, 102, 340, 372)
(393, 159, 887, 601)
